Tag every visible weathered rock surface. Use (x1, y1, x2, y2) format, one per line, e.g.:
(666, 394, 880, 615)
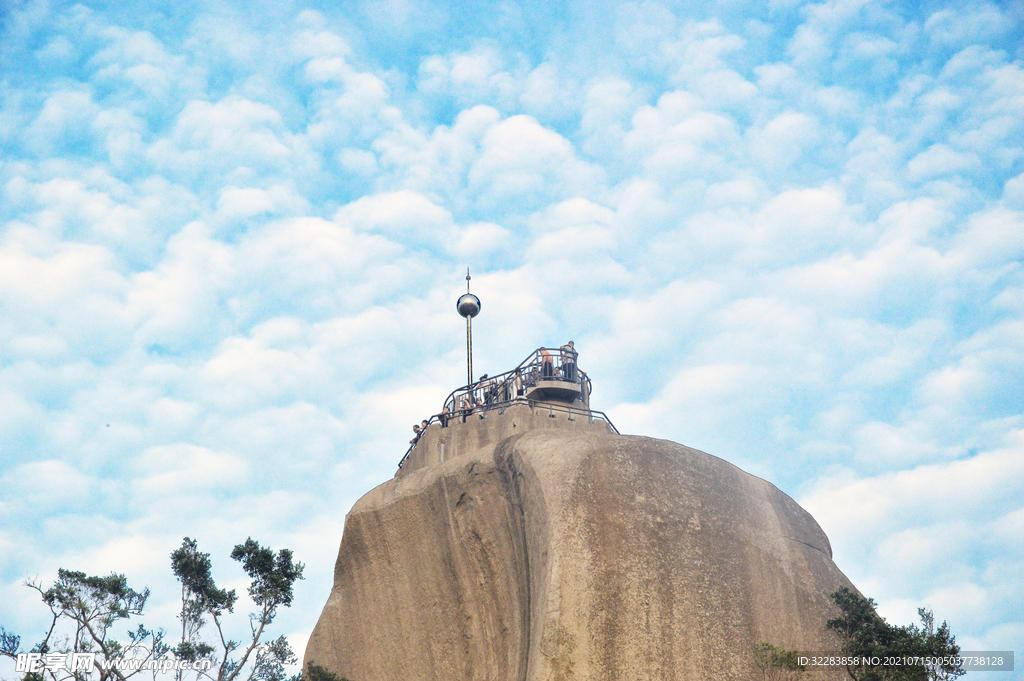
(305, 403, 853, 680)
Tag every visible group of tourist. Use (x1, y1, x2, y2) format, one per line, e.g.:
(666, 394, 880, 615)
(409, 418, 430, 445)
(408, 342, 579, 447)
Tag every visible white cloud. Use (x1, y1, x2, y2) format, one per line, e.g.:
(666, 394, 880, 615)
(519, 63, 576, 121)
(90, 28, 188, 101)
(800, 435, 1024, 643)
(418, 45, 522, 111)
(907, 143, 982, 182)
(467, 114, 605, 210)
(0, 227, 129, 358)
(126, 222, 234, 350)
(131, 444, 250, 495)
(372, 104, 500, 197)
(949, 207, 1024, 268)
(26, 89, 103, 155)
(446, 221, 510, 258)
(625, 90, 740, 181)
(293, 27, 351, 62)
(666, 20, 758, 109)
(1, 459, 98, 512)
(150, 96, 296, 178)
(580, 77, 642, 159)
(924, 4, 1012, 47)
(748, 111, 825, 171)
(336, 190, 451, 239)
(216, 185, 308, 221)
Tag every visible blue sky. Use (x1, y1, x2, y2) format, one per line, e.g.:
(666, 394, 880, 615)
(1, 0, 1022, 676)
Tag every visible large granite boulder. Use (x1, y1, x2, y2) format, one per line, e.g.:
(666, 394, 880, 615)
(305, 404, 852, 680)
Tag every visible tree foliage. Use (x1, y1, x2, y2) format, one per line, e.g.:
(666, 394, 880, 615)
(2, 627, 22, 658)
(2, 538, 304, 681)
(169, 537, 304, 681)
(170, 537, 236, 676)
(293, 662, 348, 681)
(229, 540, 303, 611)
(752, 641, 807, 681)
(827, 587, 964, 681)
(0, 569, 164, 681)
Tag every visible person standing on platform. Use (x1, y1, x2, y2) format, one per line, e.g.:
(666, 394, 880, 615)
(559, 341, 577, 381)
(540, 348, 554, 378)
(513, 368, 524, 397)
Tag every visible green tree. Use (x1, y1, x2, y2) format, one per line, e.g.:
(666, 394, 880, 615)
(1, 627, 22, 660)
(752, 641, 807, 680)
(293, 663, 348, 681)
(827, 587, 963, 681)
(0, 569, 164, 681)
(170, 538, 236, 678)
(2, 538, 304, 681)
(170, 537, 304, 681)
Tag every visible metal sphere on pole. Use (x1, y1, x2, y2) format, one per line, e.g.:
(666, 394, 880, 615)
(456, 268, 481, 389)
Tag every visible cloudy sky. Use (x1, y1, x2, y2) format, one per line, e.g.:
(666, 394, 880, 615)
(1, 0, 1022, 676)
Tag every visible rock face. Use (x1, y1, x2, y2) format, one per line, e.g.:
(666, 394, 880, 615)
(305, 403, 854, 680)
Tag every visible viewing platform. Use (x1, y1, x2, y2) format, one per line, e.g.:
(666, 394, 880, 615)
(397, 346, 618, 473)
(446, 346, 591, 413)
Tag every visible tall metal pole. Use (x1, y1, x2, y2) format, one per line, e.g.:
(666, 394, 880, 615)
(457, 268, 481, 389)
(466, 314, 473, 388)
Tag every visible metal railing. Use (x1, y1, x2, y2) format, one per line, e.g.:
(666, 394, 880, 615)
(443, 347, 591, 415)
(397, 347, 618, 470)
(397, 398, 619, 470)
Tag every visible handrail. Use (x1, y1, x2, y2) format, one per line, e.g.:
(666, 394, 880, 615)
(397, 398, 620, 470)
(396, 346, 618, 471)
(441, 347, 590, 416)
